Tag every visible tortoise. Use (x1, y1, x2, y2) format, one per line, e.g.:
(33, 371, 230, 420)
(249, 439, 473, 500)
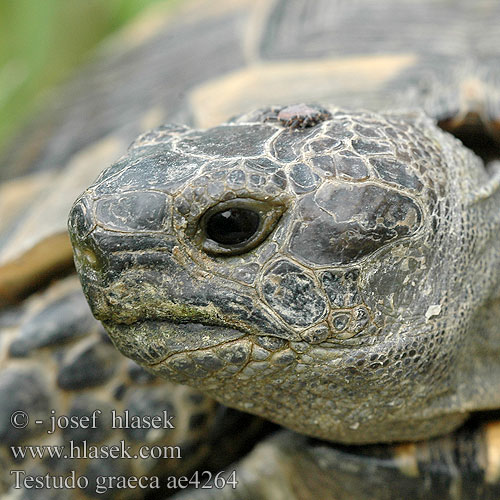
(2, 0, 500, 498)
(0, 2, 273, 498)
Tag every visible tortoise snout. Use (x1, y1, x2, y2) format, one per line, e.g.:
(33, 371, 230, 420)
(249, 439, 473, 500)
(68, 194, 102, 271)
(94, 191, 169, 233)
(68, 190, 176, 275)
(68, 195, 95, 243)
(70, 191, 170, 235)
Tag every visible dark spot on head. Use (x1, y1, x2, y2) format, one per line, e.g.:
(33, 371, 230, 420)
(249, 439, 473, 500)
(278, 104, 332, 129)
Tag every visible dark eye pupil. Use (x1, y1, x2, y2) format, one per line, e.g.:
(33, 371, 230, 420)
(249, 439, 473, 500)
(206, 208, 260, 245)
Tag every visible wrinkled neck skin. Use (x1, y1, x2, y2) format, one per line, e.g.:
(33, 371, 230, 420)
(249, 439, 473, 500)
(69, 107, 500, 444)
(455, 158, 500, 413)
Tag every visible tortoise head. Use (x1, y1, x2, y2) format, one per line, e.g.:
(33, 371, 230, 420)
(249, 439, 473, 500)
(68, 105, 500, 444)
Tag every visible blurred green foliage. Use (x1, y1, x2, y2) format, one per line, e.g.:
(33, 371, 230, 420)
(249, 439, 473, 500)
(0, 0, 175, 152)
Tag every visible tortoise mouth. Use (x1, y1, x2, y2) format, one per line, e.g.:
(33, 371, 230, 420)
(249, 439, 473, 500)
(103, 318, 248, 367)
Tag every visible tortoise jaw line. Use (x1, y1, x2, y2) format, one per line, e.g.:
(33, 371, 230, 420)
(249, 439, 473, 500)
(102, 318, 248, 367)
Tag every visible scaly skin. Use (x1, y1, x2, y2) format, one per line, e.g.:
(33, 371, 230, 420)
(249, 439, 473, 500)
(69, 105, 500, 444)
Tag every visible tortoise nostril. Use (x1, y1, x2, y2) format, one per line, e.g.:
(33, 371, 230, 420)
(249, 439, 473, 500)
(68, 195, 103, 271)
(68, 196, 95, 241)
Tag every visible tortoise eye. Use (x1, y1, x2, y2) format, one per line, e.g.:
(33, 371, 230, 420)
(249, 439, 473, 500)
(199, 198, 285, 256)
(206, 207, 260, 246)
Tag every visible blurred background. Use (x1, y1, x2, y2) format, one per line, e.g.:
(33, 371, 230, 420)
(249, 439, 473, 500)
(0, 0, 177, 154)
